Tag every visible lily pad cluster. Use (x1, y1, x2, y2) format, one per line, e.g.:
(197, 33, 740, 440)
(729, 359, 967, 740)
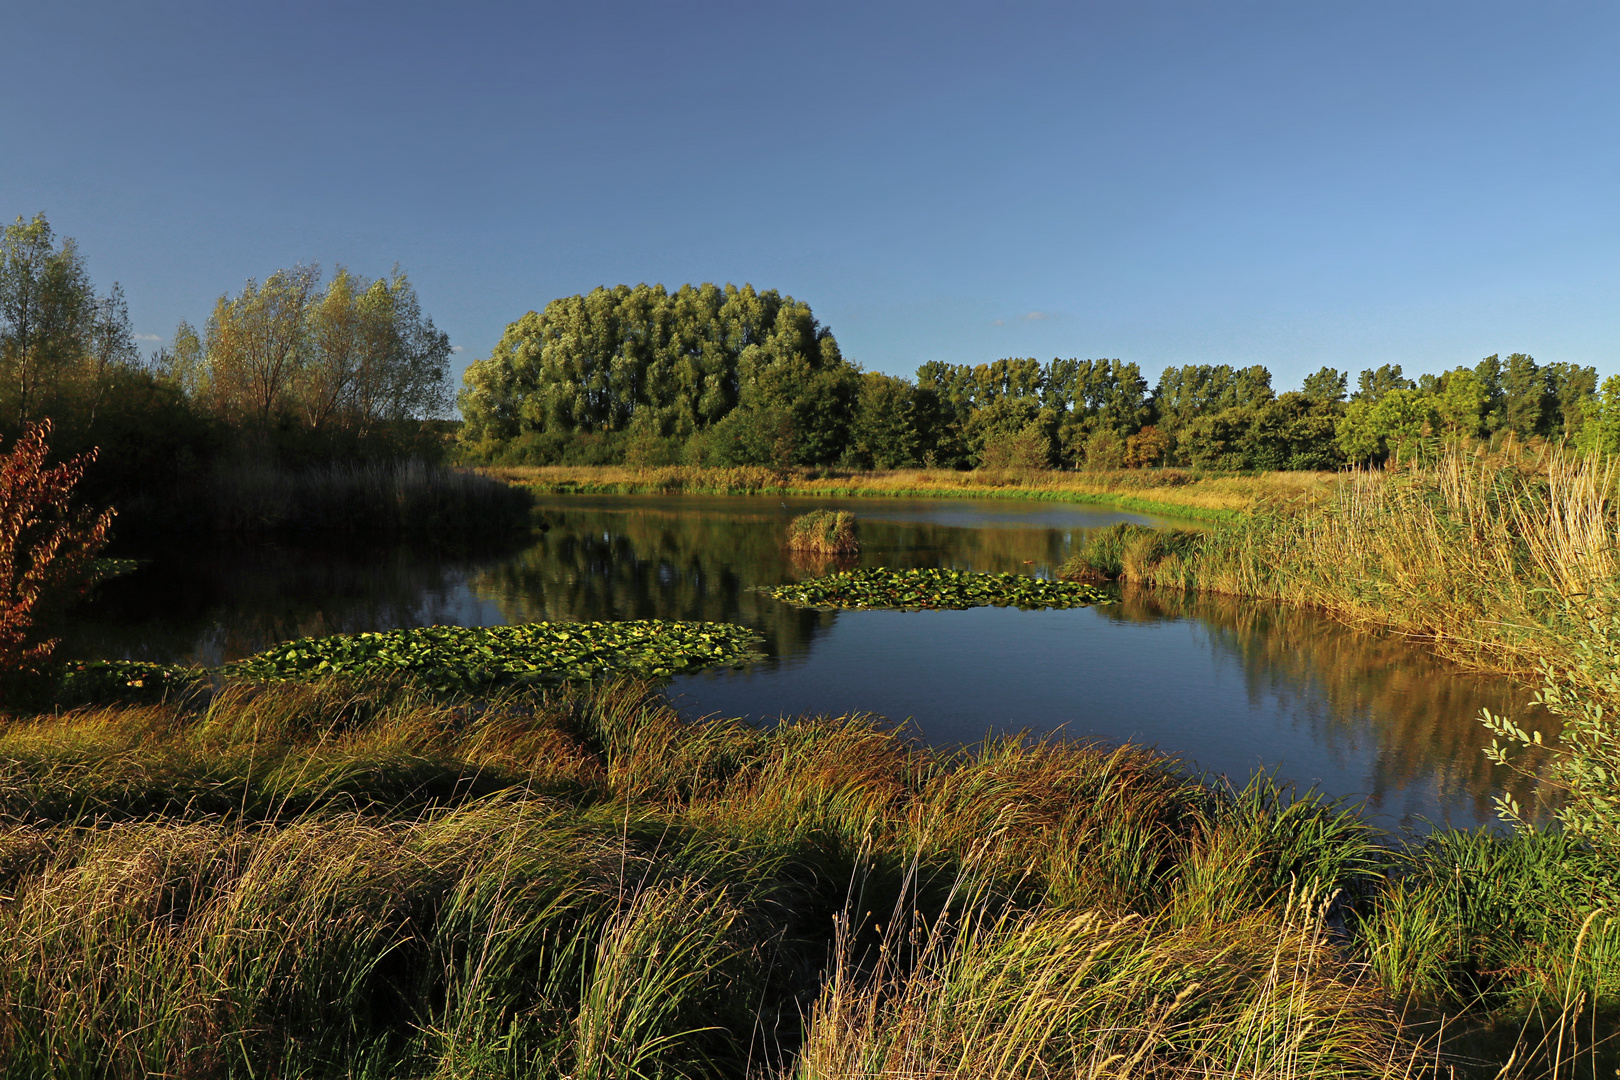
(57, 659, 205, 705)
(765, 567, 1112, 611)
(225, 620, 766, 694)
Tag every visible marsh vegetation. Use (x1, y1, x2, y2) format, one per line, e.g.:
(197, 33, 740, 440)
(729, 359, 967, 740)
(0, 675, 1611, 1077)
(785, 508, 860, 554)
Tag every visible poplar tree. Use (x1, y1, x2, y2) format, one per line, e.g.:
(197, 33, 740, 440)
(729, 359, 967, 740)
(0, 214, 96, 424)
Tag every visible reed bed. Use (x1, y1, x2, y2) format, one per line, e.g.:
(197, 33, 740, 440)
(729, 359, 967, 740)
(0, 677, 1611, 1075)
(1063, 449, 1620, 674)
(482, 463, 1331, 520)
(199, 458, 534, 533)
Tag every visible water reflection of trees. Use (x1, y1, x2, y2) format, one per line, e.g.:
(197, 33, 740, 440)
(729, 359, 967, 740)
(1100, 589, 1557, 826)
(70, 498, 1097, 669)
(468, 500, 1088, 662)
(63, 538, 527, 667)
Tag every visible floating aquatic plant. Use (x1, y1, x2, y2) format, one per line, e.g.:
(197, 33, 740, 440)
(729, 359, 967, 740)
(225, 620, 766, 694)
(764, 567, 1111, 611)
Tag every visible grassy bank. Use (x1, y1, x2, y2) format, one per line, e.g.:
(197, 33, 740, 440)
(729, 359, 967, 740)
(482, 463, 1334, 521)
(1061, 449, 1620, 677)
(0, 675, 1612, 1077)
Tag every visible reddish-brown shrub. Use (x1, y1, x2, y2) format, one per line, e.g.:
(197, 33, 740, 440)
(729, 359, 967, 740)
(0, 420, 113, 672)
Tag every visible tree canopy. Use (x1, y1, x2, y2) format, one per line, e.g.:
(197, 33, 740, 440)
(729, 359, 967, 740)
(460, 286, 1609, 472)
(460, 283, 854, 465)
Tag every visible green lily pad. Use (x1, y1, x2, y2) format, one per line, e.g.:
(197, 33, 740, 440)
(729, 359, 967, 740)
(225, 620, 766, 694)
(763, 567, 1112, 611)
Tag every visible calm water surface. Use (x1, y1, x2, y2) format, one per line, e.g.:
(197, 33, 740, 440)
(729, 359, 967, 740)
(75, 494, 1552, 832)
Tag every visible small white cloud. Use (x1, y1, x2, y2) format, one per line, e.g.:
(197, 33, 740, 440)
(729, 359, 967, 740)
(134, 333, 162, 342)
(1020, 311, 1051, 322)
(451, 345, 465, 353)
(991, 319, 1006, 326)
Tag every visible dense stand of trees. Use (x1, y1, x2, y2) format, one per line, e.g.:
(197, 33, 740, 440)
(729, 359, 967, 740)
(460, 283, 854, 467)
(463, 284, 1610, 470)
(1, 213, 455, 523)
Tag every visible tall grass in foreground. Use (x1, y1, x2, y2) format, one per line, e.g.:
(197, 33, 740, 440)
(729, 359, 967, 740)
(0, 677, 1612, 1075)
(0, 676, 1534, 1078)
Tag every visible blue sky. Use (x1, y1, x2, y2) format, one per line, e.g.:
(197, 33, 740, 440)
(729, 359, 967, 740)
(5, 2, 1618, 392)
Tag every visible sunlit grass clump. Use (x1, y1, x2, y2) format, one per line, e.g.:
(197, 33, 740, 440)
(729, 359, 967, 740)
(785, 508, 859, 554)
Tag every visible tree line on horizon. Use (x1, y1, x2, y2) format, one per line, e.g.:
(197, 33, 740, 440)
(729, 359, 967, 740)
(459, 282, 1612, 471)
(0, 212, 455, 516)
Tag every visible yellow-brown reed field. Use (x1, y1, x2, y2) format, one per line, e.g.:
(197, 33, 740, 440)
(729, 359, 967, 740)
(1063, 447, 1620, 675)
(479, 463, 1333, 521)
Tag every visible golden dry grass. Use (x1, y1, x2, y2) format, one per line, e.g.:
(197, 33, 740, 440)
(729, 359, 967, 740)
(480, 463, 1335, 520)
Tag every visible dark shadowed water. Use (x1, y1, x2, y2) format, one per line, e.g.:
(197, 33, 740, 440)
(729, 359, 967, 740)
(73, 494, 1553, 832)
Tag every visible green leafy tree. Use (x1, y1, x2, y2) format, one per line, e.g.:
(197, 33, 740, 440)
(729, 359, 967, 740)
(1301, 366, 1348, 404)
(203, 265, 320, 427)
(1474, 354, 1507, 433)
(1153, 364, 1274, 427)
(1573, 375, 1620, 457)
(460, 284, 851, 464)
(1545, 361, 1598, 442)
(1433, 367, 1488, 439)
(1351, 364, 1415, 404)
(1243, 392, 1344, 471)
(1151, 364, 1274, 465)
(1338, 387, 1437, 465)
(1336, 400, 1383, 465)
(1501, 352, 1550, 438)
(913, 358, 1052, 467)
(1371, 387, 1438, 464)
(153, 321, 206, 397)
(1178, 407, 1257, 470)
(914, 360, 975, 467)
(300, 267, 452, 436)
(1050, 358, 1151, 461)
(0, 214, 96, 423)
(848, 372, 923, 469)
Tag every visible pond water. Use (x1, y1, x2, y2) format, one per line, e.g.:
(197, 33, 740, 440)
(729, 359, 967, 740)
(73, 494, 1553, 833)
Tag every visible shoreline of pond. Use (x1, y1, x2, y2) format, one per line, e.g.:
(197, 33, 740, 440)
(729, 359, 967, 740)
(479, 463, 1314, 522)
